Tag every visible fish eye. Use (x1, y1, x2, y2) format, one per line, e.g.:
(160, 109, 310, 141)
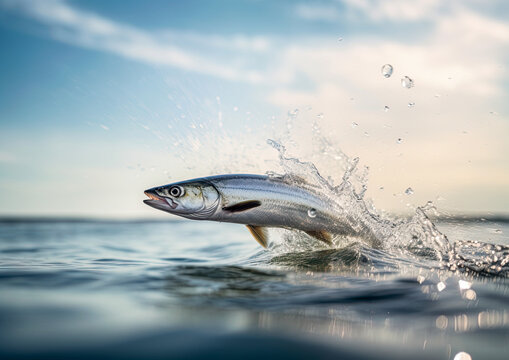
(169, 186, 184, 198)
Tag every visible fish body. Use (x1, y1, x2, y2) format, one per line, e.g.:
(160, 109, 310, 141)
(144, 174, 375, 248)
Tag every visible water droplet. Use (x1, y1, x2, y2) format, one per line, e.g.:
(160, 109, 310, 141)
(417, 275, 425, 284)
(99, 124, 109, 131)
(337, 37, 343, 42)
(453, 352, 472, 360)
(384, 105, 390, 112)
(401, 76, 414, 89)
(317, 113, 324, 119)
(351, 122, 358, 128)
(437, 281, 446, 292)
(434, 94, 441, 98)
(408, 102, 415, 107)
(435, 315, 448, 329)
(397, 138, 403, 144)
(364, 131, 369, 137)
(464, 289, 476, 300)
(215, 96, 221, 105)
(458, 280, 471, 290)
(358, 184, 367, 198)
(308, 208, 317, 218)
(288, 109, 299, 118)
(381, 64, 393, 78)
(233, 106, 239, 112)
(405, 187, 414, 195)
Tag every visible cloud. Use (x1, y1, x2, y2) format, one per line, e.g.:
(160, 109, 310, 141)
(341, 0, 444, 21)
(0, 0, 267, 83)
(294, 3, 342, 21)
(270, 2, 509, 97)
(5, 0, 507, 96)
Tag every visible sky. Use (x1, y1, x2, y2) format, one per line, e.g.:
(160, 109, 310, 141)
(0, 0, 508, 218)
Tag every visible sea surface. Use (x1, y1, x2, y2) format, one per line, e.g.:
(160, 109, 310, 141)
(0, 217, 508, 359)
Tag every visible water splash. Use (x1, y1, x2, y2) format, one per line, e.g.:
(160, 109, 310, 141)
(448, 240, 509, 276)
(265, 136, 509, 277)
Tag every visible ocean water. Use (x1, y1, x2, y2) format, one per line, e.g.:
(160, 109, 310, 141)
(1, 217, 508, 359)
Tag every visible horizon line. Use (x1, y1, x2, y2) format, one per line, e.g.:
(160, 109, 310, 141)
(0, 214, 508, 224)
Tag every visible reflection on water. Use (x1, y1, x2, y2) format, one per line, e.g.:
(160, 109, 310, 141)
(0, 219, 508, 359)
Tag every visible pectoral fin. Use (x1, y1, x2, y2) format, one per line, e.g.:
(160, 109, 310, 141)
(223, 200, 261, 213)
(246, 225, 269, 248)
(305, 230, 333, 245)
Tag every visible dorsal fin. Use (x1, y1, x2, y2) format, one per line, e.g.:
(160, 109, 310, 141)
(305, 230, 333, 245)
(222, 200, 261, 213)
(246, 225, 269, 248)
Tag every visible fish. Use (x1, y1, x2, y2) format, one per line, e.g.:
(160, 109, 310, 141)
(143, 174, 379, 248)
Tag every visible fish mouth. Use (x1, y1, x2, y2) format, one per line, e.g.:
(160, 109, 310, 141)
(144, 190, 162, 201)
(143, 190, 178, 211)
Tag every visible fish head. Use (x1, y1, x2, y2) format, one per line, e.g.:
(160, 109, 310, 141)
(143, 180, 220, 219)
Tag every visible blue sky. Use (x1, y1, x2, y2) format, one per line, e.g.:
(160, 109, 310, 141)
(0, 0, 508, 217)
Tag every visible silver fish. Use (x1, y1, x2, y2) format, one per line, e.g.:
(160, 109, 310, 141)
(143, 174, 379, 248)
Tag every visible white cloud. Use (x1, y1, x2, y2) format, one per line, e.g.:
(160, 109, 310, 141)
(0, 0, 267, 83)
(341, 0, 444, 21)
(5, 0, 507, 95)
(294, 3, 342, 21)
